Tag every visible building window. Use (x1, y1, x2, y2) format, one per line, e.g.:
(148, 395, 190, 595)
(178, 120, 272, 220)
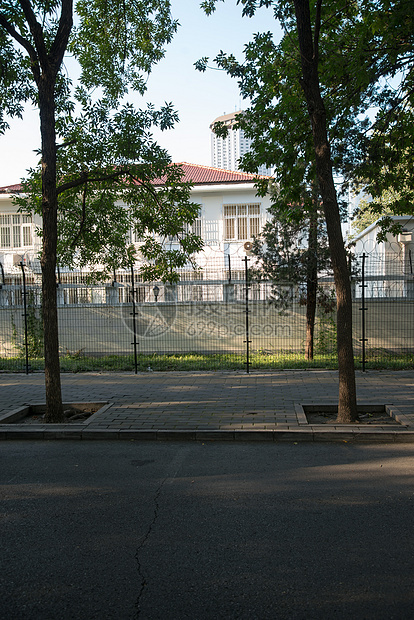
(0, 214, 33, 249)
(191, 218, 203, 238)
(223, 204, 261, 240)
(167, 218, 203, 243)
(0, 215, 11, 247)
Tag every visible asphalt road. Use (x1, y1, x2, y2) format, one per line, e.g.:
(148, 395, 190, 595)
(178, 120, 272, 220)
(1, 441, 414, 620)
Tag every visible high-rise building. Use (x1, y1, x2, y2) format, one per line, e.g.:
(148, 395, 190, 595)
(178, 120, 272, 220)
(210, 111, 273, 176)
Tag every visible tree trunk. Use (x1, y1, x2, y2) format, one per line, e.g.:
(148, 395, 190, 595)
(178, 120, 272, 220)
(293, 0, 358, 422)
(305, 207, 318, 360)
(39, 79, 64, 423)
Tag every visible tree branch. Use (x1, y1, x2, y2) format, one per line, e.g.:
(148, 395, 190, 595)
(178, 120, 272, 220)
(56, 169, 130, 195)
(0, 11, 40, 81)
(57, 171, 89, 195)
(56, 166, 166, 210)
(56, 139, 77, 150)
(17, 0, 73, 81)
(49, 0, 73, 76)
(18, 0, 49, 70)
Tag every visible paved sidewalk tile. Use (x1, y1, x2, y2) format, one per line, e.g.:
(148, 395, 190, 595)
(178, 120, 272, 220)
(0, 370, 414, 441)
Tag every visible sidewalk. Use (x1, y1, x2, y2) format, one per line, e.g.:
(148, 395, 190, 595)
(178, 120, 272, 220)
(1, 369, 414, 441)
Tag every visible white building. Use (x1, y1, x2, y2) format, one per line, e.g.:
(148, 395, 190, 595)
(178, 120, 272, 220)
(210, 111, 273, 177)
(352, 216, 414, 298)
(0, 163, 272, 283)
(0, 184, 41, 275)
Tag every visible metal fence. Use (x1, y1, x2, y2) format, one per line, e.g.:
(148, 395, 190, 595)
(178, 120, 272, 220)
(1, 251, 413, 372)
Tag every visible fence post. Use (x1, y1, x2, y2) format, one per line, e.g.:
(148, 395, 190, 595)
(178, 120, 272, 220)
(243, 256, 251, 374)
(19, 261, 29, 375)
(360, 253, 367, 372)
(130, 264, 138, 374)
(56, 264, 65, 306)
(0, 261, 4, 306)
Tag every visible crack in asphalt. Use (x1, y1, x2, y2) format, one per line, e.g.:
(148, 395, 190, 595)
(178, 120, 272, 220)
(134, 448, 192, 618)
(134, 477, 165, 618)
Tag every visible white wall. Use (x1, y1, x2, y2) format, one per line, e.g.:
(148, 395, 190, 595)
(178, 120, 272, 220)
(164, 182, 271, 275)
(0, 194, 42, 274)
(353, 216, 414, 298)
(0, 182, 272, 279)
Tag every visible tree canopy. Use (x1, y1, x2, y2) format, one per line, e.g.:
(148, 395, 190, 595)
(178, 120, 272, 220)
(0, 0, 177, 126)
(1, 1, 201, 282)
(199, 1, 414, 224)
(0, 0, 198, 421)
(17, 97, 203, 282)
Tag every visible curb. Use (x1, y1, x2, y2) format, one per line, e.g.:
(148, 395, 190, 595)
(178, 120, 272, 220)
(1, 426, 414, 442)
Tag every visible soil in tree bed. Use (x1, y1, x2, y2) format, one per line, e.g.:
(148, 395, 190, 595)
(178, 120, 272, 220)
(1, 402, 108, 425)
(304, 405, 401, 425)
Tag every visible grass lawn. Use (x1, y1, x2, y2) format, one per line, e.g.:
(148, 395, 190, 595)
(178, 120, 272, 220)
(1, 350, 413, 372)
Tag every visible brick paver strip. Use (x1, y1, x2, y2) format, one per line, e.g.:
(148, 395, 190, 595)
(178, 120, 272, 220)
(0, 370, 414, 441)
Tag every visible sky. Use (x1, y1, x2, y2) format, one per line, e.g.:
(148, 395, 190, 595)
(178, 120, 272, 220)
(0, 0, 282, 187)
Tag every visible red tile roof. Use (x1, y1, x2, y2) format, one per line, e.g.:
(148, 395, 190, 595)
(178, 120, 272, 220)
(0, 183, 23, 193)
(0, 163, 268, 193)
(153, 162, 268, 186)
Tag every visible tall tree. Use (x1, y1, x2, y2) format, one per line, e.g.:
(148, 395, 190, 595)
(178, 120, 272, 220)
(0, 1, 191, 422)
(199, 0, 414, 421)
(291, 0, 357, 421)
(199, 0, 361, 421)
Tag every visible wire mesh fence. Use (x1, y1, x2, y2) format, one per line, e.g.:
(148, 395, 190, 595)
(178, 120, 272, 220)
(1, 250, 413, 372)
